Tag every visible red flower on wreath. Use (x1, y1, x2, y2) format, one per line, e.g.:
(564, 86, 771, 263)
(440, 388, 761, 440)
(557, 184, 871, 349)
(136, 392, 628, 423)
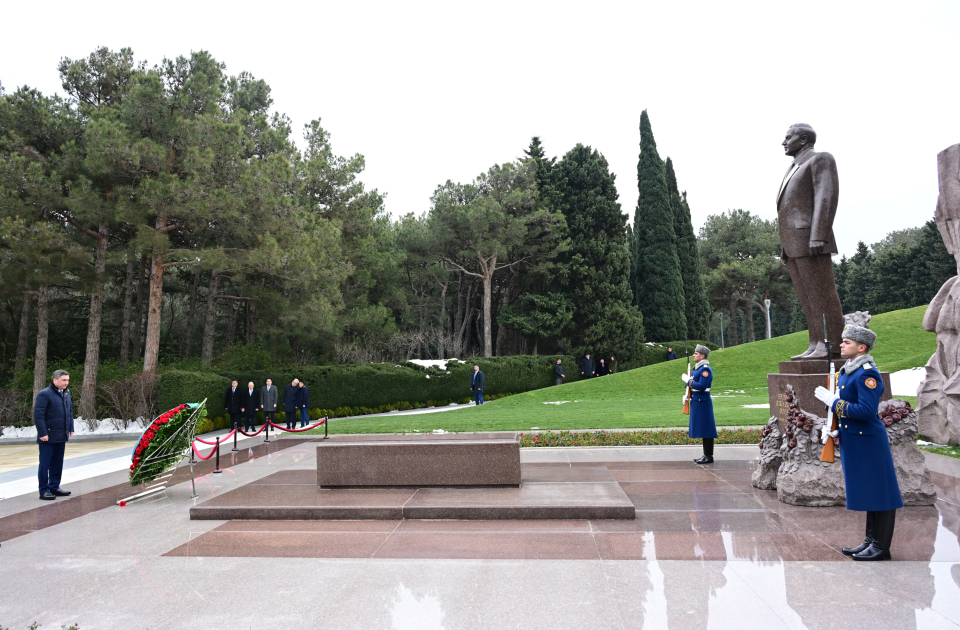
(135, 445, 143, 455)
(130, 464, 135, 471)
(146, 430, 155, 439)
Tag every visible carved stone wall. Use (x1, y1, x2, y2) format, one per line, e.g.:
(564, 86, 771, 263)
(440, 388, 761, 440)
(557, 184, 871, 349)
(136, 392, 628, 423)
(751, 416, 782, 490)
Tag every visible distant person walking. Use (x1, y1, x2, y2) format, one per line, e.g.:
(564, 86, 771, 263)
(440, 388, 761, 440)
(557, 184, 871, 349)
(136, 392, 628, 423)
(554, 358, 565, 385)
(283, 379, 300, 429)
(681, 344, 717, 464)
(298, 380, 310, 427)
(34, 369, 74, 500)
(260, 379, 278, 427)
(665, 347, 679, 361)
(224, 380, 241, 429)
(596, 359, 611, 376)
(471, 364, 485, 405)
(240, 381, 259, 431)
(580, 354, 595, 379)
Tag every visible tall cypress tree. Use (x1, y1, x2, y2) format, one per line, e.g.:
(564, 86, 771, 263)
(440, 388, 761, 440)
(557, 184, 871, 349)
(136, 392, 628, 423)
(665, 157, 710, 340)
(633, 110, 686, 341)
(554, 143, 644, 360)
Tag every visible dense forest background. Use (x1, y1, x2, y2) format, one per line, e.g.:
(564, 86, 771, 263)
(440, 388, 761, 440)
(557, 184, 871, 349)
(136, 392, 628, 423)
(0, 48, 954, 420)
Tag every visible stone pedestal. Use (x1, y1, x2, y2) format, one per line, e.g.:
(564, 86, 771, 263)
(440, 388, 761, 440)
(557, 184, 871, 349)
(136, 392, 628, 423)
(316, 432, 522, 487)
(768, 360, 891, 432)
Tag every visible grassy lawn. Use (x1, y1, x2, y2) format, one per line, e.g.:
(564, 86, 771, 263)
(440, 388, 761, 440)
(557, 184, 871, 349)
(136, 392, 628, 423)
(920, 444, 960, 459)
(308, 305, 933, 435)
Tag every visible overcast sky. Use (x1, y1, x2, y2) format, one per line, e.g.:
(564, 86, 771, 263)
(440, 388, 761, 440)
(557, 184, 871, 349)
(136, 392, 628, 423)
(3, 1, 959, 257)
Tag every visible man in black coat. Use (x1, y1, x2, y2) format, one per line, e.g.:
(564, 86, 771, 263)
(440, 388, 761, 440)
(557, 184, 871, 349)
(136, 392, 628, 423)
(297, 380, 310, 427)
(283, 379, 300, 429)
(666, 347, 679, 360)
(260, 378, 279, 427)
(224, 380, 241, 429)
(554, 358, 565, 386)
(33, 369, 74, 500)
(240, 381, 259, 431)
(580, 354, 595, 378)
(470, 364, 484, 405)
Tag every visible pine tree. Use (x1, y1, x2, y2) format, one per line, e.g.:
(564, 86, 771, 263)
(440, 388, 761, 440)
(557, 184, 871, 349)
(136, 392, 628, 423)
(633, 110, 686, 341)
(554, 143, 644, 360)
(665, 157, 710, 340)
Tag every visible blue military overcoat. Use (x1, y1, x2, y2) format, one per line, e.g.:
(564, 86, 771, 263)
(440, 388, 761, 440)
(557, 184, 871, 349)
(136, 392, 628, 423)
(831, 362, 903, 512)
(688, 362, 717, 439)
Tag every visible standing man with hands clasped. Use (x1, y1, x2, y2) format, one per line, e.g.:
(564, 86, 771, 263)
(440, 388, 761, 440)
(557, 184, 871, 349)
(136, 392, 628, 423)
(260, 378, 278, 427)
(814, 325, 902, 561)
(681, 345, 717, 464)
(471, 364, 484, 405)
(283, 379, 299, 429)
(554, 358, 565, 385)
(34, 369, 74, 500)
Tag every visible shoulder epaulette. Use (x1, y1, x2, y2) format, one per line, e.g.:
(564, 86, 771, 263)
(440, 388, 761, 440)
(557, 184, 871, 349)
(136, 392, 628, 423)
(862, 363, 873, 370)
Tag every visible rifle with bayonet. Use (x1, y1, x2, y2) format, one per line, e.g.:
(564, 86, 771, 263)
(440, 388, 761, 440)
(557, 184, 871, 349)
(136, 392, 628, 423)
(682, 339, 691, 415)
(820, 314, 839, 461)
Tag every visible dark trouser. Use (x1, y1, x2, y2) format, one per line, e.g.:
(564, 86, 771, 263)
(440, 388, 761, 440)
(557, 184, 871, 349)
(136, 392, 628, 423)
(263, 411, 275, 426)
(473, 391, 483, 405)
(38, 441, 66, 494)
(866, 509, 897, 551)
(300, 408, 309, 427)
(785, 254, 844, 350)
(284, 411, 295, 429)
(229, 412, 240, 429)
(242, 412, 257, 431)
(555, 378, 563, 386)
(703, 438, 714, 457)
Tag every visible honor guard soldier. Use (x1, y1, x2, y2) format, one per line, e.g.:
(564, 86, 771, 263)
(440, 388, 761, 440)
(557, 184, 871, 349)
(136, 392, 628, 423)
(681, 344, 717, 463)
(815, 325, 902, 561)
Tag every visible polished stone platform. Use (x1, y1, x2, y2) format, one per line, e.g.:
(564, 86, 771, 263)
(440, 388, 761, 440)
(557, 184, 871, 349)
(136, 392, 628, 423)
(191, 466, 635, 520)
(317, 432, 521, 487)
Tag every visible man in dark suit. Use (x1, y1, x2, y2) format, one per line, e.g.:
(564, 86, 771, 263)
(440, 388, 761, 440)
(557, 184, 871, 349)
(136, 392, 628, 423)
(665, 347, 679, 361)
(33, 369, 74, 500)
(260, 378, 278, 427)
(240, 381, 259, 431)
(777, 123, 844, 359)
(580, 354, 595, 378)
(297, 380, 310, 427)
(554, 358, 565, 386)
(283, 379, 299, 429)
(470, 364, 484, 405)
(224, 380, 241, 429)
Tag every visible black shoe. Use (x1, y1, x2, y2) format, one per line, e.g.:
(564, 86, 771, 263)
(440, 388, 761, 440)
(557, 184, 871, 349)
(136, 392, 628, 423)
(39, 492, 56, 500)
(842, 539, 873, 556)
(50, 489, 71, 497)
(694, 455, 714, 464)
(852, 543, 891, 561)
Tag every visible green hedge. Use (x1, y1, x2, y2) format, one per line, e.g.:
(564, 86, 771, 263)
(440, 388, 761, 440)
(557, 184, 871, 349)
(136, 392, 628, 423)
(158, 343, 714, 420)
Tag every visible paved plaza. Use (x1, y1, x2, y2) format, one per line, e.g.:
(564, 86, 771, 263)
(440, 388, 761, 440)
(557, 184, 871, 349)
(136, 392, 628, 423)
(1, 436, 959, 629)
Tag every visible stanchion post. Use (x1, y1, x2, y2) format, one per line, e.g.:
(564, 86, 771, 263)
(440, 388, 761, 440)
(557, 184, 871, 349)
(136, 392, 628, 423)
(264, 415, 271, 444)
(232, 423, 239, 452)
(324, 416, 328, 439)
(213, 437, 222, 474)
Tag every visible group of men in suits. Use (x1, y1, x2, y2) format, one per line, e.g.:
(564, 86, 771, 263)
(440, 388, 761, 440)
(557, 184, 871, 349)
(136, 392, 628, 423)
(224, 378, 310, 431)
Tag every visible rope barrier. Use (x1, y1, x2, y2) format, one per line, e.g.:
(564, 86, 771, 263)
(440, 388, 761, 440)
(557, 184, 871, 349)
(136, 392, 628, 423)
(236, 423, 268, 437)
(190, 442, 218, 460)
(268, 417, 327, 433)
(194, 429, 237, 445)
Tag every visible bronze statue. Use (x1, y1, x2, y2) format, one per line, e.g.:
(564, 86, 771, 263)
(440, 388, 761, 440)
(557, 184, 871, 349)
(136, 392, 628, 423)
(777, 123, 844, 359)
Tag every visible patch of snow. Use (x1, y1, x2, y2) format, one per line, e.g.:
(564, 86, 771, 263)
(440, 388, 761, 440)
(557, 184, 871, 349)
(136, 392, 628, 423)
(2, 417, 147, 440)
(531, 427, 540, 430)
(543, 401, 571, 405)
(432, 429, 447, 434)
(408, 359, 458, 370)
(891, 367, 925, 397)
(742, 403, 770, 409)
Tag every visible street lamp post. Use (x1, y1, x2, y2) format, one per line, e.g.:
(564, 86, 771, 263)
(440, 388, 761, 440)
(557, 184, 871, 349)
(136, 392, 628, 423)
(719, 311, 725, 349)
(764, 298, 772, 340)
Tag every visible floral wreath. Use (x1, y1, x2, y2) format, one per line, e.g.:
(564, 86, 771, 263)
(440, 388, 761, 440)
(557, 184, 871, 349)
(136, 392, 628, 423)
(129, 403, 206, 486)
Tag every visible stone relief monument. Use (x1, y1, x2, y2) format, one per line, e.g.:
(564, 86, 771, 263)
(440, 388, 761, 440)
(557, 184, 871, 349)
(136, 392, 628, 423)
(917, 143, 960, 446)
(776, 123, 844, 360)
(753, 393, 936, 507)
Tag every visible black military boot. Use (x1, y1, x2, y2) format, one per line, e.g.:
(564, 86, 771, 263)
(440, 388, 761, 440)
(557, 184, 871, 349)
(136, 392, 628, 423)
(843, 511, 876, 556)
(694, 439, 714, 464)
(853, 509, 895, 561)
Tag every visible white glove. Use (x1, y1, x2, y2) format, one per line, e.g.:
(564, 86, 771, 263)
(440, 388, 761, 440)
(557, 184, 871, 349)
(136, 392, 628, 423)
(814, 386, 839, 407)
(682, 394, 689, 404)
(681, 373, 691, 384)
(820, 426, 840, 444)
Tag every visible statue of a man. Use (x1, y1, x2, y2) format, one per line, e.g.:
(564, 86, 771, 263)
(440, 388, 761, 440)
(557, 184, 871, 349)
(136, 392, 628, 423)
(777, 123, 844, 359)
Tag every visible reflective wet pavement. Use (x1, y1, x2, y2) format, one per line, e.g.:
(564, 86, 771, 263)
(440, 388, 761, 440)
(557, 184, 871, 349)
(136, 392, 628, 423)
(1, 441, 959, 629)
